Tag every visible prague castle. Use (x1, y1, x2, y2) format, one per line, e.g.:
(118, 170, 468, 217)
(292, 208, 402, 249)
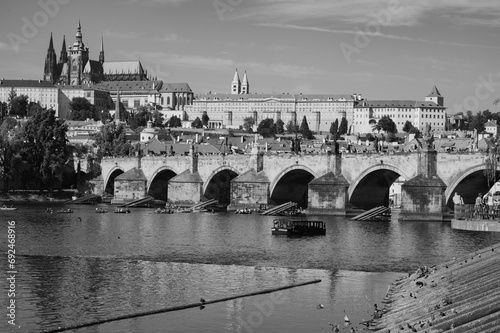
(43, 20, 149, 85)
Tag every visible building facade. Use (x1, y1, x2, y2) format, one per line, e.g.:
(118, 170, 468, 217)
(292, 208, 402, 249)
(58, 83, 112, 118)
(43, 21, 150, 86)
(352, 86, 446, 133)
(0, 79, 60, 115)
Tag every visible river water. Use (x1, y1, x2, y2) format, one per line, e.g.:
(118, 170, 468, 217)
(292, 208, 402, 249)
(2, 204, 500, 333)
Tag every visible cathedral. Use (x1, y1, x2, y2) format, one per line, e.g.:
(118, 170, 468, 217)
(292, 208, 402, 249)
(43, 20, 150, 85)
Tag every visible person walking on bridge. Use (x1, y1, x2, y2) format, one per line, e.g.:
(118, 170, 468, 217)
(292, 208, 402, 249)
(453, 192, 464, 205)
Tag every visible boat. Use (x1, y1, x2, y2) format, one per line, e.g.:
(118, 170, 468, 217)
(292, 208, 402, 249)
(56, 209, 73, 214)
(114, 208, 131, 214)
(95, 208, 108, 213)
(235, 208, 253, 214)
(1, 205, 17, 211)
(155, 208, 174, 214)
(271, 219, 326, 236)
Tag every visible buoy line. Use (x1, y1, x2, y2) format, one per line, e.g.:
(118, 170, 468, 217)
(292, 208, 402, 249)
(39, 279, 322, 333)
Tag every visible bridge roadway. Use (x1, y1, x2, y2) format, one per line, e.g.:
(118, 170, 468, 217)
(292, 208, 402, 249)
(94, 149, 490, 219)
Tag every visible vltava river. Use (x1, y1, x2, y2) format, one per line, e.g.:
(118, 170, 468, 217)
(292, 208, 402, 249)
(2, 203, 500, 333)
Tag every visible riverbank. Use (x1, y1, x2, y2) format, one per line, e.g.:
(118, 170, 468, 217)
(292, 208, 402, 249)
(0, 190, 75, 203)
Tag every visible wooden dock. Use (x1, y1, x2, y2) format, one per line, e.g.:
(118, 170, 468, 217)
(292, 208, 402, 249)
(368, 242, 500, 332)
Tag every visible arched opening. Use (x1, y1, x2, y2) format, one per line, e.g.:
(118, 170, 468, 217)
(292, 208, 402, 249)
(105, 169, 124, 196)
(350, 169, 400, 210)
(447, 169, 500, 209)
(148, 169, 177, 202)
(204, 169, 239, 205)
(271, 169, 315, 208)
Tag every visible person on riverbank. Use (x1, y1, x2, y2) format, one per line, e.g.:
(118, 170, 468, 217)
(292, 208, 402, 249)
(452, 192, 464, 205)
(487, 193, 494, 218)
(475, 193, 484, 218)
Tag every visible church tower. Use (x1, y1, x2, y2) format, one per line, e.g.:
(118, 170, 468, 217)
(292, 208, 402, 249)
(68, 20, 89, 85)
(231, 68, 241, 94)
(241, 70, 249, 94)
(425, 85, 444, 106)
(59, 35, 67, 65)
(99, 35, 105, 65)
(43, 33, 58, 83)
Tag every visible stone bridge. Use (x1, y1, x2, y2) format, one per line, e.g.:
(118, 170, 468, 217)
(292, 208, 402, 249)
(91, 147, 494, 220)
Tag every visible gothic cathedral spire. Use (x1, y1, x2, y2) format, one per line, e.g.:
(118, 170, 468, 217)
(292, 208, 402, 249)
(99, 34, 105, 64)
(241, 70, 249, 94)
(59, 35, 68, 64)
(43, 33, 57, 83)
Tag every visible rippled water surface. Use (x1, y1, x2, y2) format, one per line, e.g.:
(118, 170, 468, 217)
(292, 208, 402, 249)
(1, 204, 500, 332)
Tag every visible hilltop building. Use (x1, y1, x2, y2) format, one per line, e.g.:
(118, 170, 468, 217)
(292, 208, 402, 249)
(43, 20, 150, 85)
(352, 86, 446, 133)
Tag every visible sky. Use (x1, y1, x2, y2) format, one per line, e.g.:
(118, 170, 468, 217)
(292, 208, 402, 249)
(1, 0, 500, 115)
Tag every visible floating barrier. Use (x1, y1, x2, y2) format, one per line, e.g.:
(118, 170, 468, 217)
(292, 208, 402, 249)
(40, 279, 321, 333)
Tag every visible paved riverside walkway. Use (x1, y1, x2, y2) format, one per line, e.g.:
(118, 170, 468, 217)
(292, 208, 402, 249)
(368, 242, 500, 332)
(452, 204, 500, 232)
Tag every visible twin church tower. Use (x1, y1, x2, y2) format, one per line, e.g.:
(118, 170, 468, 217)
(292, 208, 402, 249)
(43, 20, 149, 85)
(231, 68, 249, 94)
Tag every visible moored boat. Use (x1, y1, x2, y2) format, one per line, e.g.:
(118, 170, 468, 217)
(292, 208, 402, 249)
(114, 208, 131, 214)
(271, 219, 326, 236)
(56, 209, 73, 213)
(1, 205, 17, 211)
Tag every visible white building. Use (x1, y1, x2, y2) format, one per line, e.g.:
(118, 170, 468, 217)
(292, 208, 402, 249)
(58, 83, 111, 118)
(352, 86, 446, 134)
(484, 120, 499, 138)
(0, 79, 60, 116)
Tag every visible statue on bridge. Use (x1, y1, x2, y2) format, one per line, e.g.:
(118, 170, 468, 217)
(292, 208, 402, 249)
(421, 123, 434, 151)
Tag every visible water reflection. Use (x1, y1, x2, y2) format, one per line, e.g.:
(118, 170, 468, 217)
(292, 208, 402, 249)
(1, 204, 500, 332)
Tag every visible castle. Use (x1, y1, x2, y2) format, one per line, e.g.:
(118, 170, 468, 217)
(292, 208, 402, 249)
(43, 20, 150, 85)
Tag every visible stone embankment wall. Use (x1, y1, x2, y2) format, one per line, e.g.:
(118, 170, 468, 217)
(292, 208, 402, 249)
(369, 242, 500, 332)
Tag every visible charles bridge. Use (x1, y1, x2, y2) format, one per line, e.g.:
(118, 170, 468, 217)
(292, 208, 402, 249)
(88, 146, 492, 220)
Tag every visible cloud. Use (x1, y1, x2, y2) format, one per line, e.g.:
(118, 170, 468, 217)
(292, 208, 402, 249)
(258, 23, 500, 50)
(230, 0, 500, 28)
(123, 51, 323, 79)
(152, 33, 190, 43)
(103, 29, 141, 39)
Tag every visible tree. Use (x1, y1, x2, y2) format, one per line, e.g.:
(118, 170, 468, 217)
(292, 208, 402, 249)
(7, 88, 16, 113)
(257, 118, 275, 138)
(376, 116, 397, 133)
(338, 117, 348, 136)
(128, 107, 149, 130)
(0, 101, 7, 123)
(18, 107, 69, 190)
(242, 116, 255, 132)
(94, 122, 132, 158)
(300, 116, 313, 139)
(166, 115, 182, 128)
(274, 118, 285, 135)
(285, 120, 299, 134)
(329, 119, 339, 140)
(27, 102, 45, 118)
(191, 117, 203, 128)
(10, 95, 29, 118)
(152, 110, 164, 128)
(402, 120, 414, 133)
(484, 137, 499, 188)
(202, 111, 209, 127)
(69, 97, 96, 121)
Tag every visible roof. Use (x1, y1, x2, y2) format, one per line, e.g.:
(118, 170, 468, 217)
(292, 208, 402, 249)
(356, 100, 444, 108)
(83, 60, 103, 74)
(59, 83, 109, 91)
(115, 168, 147, 181)
(193, 93, 355, 102)
(160, 82, 193, 93)
(103, 60, 144, 75)
(426, 85, 442, 97)
(484, 121, 498, 127)
(0, 79, 56, 88)
(101, 80, 161, 93)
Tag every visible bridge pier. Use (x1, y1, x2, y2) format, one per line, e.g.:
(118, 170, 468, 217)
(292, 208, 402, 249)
(400, 150, 447, 221)
(227, 168, 270, 210)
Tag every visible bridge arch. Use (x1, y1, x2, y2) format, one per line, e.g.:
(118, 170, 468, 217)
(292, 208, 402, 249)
(104, 166, 125, 195)
(444, 164, 500, 205)
(348, 164, 410, 200)
(147, 166, 178, 201)
(203, 166, 240, 205)
(270, 165, 318, 208)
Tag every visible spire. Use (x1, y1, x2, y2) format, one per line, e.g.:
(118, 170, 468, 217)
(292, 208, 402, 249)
(231, 68, 241, 94)
(427, 85, 442, 97)
(99, 34, 105, 64)
(76, 19, 82, 42)
(241, 70, 249, 94)
(48, 32, 54, 51)
(115, 90, 121, 124)
(232, 68, 240, 84)
(59, 35, 67, 64)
